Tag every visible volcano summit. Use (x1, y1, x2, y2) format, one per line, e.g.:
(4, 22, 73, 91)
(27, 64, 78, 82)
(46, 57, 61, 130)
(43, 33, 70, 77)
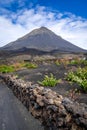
(2, 27, 85, 53)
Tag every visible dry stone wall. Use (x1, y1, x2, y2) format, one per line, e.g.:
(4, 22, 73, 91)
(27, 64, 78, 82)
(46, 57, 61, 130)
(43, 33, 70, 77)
(0, 74, 87, 130)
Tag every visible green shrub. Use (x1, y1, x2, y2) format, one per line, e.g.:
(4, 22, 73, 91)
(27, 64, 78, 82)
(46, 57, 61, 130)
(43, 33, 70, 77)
(55, 61, 60, 66)
(23, 62, 38, 69)
(0, 65, 15, 73)
(0, 62, 38, 73)
(70, 60, 79, 65)
(80, 60, 87, 66)
(75, 67, 87, 79)
(80, 80, 87, 91)
(38, 73, 61, 87)
(70, 59, 87, 66)
(66, 67, 87, 92)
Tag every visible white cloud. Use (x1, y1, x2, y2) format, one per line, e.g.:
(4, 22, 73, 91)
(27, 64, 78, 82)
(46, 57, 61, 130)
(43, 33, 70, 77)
(0, 0, 14, 5)
(0, 6, 87, 49)
(0, 16, 27, 46)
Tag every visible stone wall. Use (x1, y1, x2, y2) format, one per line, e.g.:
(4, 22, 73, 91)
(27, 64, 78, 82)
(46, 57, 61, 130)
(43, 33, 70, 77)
(0, 74, 87, 130)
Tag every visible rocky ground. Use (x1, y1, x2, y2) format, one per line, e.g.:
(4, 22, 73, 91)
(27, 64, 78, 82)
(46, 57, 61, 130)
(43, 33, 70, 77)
(1, 75, 87, 130)
(0, 53, 87, 130)
(15, 63, 87, 105)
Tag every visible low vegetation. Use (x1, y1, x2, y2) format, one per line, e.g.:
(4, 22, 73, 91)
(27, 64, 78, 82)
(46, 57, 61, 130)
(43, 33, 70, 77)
(55, 58, 87, 66)
(23, 62, 38, 69)
(69, 59, 87, 65)
(66, 67, 87, 92)
(38, 73, 61, 87)
(55, 60, 60, 66)
(0, 62, 38, 73)
(0, 65, 15, 73)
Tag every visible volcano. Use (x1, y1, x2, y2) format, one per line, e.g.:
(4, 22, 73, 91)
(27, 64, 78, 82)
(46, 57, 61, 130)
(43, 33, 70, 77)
(2, 27, 85, 53)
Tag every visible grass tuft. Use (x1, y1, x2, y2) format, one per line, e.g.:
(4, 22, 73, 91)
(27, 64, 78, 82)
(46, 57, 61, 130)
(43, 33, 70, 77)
(38, 73, 61, 87)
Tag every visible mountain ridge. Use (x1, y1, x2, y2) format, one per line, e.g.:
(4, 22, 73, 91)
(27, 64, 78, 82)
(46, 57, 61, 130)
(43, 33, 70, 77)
(1, 27, 86, 53)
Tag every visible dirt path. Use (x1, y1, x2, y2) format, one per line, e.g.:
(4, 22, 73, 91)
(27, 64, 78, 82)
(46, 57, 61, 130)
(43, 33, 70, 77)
(0, 79, 44, 130)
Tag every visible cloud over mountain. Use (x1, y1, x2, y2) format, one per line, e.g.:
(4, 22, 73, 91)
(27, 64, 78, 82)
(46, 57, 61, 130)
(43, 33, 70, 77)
(0, 6, 87, 49)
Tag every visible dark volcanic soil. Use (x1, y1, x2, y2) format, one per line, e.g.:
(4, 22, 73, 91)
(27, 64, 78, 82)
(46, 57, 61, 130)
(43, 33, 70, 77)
(15, 63, 87, 105)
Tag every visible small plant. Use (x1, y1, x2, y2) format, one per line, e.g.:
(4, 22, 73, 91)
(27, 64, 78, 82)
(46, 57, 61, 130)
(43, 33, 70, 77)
(38, 73, 61, 87)
(66, 67, 87, 92)
(0, 65, 15, 73)
(79, 59, 87, 66)
(70, 60, 79, 65)
(55, 61, 60, 66)
(23, 62, 38, 69)
(69, 59, 87, 66)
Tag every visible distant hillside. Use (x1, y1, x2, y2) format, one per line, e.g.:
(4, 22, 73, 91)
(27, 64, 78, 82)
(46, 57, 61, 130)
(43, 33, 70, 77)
(2, 27, 86, 53)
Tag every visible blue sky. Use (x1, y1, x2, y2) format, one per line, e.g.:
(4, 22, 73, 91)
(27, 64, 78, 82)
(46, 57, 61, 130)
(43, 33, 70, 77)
(0, 0, 87, 49)
(39, 0, 87, 19)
